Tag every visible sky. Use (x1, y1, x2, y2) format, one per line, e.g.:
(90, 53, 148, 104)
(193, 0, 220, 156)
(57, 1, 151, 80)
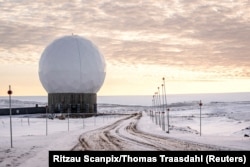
(0, 0, 250, 96)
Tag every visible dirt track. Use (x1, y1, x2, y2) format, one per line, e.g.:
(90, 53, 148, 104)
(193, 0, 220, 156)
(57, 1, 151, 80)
(72, 113, 226, 151)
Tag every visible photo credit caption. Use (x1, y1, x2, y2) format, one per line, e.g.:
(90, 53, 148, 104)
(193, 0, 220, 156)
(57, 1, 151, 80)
(49, 151, 249, 167)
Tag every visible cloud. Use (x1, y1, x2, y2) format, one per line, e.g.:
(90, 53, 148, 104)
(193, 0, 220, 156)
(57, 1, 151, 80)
(0, 0, 249, 80)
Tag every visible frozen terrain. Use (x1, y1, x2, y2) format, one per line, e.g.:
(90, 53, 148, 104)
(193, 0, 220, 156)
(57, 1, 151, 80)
(0, 93, 250, 167)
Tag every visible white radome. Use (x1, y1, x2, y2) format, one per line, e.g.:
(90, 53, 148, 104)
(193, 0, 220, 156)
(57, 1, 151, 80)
(39, 35, 106, 93)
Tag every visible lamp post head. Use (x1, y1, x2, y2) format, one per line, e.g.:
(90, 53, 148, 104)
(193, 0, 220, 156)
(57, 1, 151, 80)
(7, 85, 12, 95)
(7, 90, 12, 95)
(199, 100, 203, 106)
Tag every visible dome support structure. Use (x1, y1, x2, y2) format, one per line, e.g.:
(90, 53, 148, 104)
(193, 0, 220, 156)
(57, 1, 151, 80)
(48, 93, 97, 114)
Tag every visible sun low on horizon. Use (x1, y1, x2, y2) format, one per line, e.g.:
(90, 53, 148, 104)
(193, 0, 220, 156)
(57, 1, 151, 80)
(0, 0, 250, 96)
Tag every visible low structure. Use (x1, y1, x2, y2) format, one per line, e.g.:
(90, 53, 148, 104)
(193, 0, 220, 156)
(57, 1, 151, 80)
(48, 93, 96, 113)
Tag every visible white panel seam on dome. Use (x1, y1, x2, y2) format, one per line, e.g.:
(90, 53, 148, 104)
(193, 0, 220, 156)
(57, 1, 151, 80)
(74, 36, 82, 87)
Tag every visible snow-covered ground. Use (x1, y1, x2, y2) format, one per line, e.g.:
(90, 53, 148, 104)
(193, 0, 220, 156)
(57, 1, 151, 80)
(0, 94, 250, 166)
(141, 101, 250, 150)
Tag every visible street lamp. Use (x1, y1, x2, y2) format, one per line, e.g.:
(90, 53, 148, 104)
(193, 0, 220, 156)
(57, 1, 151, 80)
(157, 87, 161, 108)
(161, 84, 165, 131)
(8, 85, 13, 148)
(153, 95, 156, 123)
(162, 77, 169, 133)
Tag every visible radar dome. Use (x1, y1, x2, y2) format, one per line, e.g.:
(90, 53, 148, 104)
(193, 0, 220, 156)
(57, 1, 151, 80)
(39, 35, 106, 94)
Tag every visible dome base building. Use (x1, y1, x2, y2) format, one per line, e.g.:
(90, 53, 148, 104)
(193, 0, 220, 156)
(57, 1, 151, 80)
(48, 93, 96, 113)
(39, 35, 106, 114)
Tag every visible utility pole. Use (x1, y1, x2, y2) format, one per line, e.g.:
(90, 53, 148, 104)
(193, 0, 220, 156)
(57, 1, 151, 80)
(155, 92, 158, 125)
(46, 106, 48, 136)
(157, 87, 161, 127)
(199, 100, 203, 136)
(8, 85, 13, 148)
(68, 105, 70, 132)
(152, 95, 155, 122)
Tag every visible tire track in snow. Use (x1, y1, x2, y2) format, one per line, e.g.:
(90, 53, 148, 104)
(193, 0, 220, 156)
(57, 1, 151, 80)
(125, 113, 224, 151)
(72, 114, 138, 150)
(72, 112, 226, 151)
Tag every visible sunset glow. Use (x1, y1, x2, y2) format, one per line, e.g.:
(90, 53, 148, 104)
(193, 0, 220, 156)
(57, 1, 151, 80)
(0, 0, 249, 95)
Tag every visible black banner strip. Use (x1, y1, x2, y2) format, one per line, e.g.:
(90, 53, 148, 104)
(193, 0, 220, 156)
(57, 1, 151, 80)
(49, 151, 249, 167)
